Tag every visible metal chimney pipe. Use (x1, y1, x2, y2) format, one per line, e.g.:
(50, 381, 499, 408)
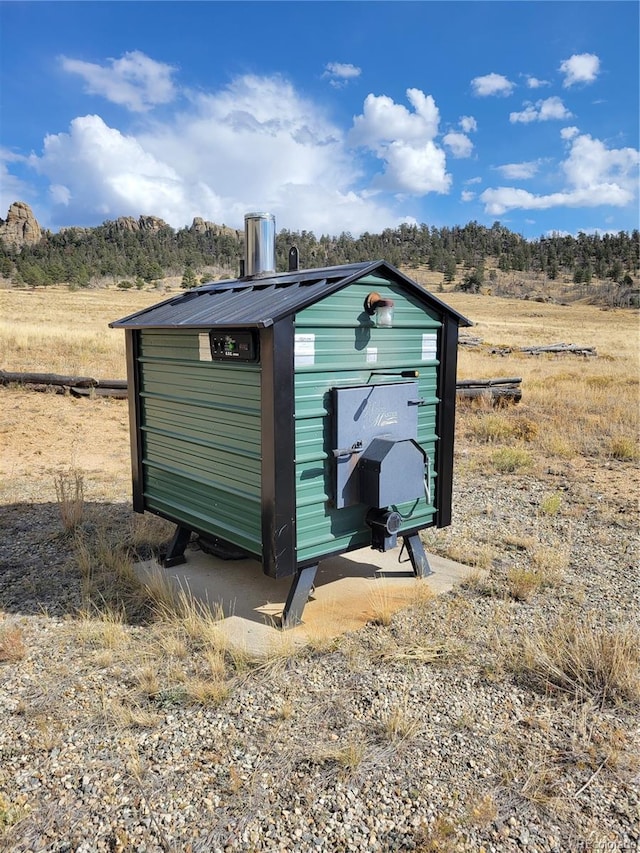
(244, 212, 276, 278)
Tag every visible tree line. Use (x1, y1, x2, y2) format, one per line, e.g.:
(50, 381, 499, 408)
(1, 217, 637, 291)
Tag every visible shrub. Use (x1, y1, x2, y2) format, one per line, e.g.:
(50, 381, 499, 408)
(470, 414, 514, 443)
(491, 447, 533, 473)
(609, 436, 639, 461)
(539, 492, 562, 516)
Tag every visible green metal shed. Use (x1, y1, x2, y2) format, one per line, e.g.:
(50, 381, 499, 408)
(111, 213, 471, 626)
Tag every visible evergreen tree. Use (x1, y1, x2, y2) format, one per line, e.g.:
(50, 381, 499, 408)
(181, 265, 198, 289)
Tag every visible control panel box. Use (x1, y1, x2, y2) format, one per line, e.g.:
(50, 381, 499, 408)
(209, 330, 258, 362)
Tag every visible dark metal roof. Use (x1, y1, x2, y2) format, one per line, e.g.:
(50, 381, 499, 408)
(110, 260, 471, 329)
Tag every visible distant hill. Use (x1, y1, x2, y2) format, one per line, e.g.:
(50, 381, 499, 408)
(0, 202, 637, 306)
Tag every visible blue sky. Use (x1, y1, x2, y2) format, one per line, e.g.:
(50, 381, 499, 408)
(1, 1, 638, 239)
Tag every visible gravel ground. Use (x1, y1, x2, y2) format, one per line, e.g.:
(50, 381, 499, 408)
(1, 393, 639, 852)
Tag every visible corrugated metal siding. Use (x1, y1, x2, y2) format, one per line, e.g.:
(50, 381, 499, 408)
(138, 329, 263, 556)
(294, 278, 441, 563)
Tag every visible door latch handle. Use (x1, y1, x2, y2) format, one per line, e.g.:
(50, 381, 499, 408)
(332, 440, 364, 459)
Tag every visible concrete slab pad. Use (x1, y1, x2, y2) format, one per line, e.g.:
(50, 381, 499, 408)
(134, 544, 474, 656)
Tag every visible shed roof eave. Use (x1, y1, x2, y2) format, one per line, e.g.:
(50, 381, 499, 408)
(110, 318, 275, 331)
(109, 258, 473, 330)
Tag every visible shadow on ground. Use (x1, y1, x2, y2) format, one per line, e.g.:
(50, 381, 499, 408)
(0, 500, 138, 617)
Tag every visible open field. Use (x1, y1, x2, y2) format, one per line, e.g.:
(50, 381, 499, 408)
(1, 286, 639, 851)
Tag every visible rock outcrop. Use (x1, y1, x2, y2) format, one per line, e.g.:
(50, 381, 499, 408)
(114, 215, 169, 233)
(0, 201, 42, 248)
(190, 217, 241, 239)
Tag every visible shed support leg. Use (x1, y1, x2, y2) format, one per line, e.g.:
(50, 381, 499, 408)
(162, 525, 192, 568)
(403, 534, 433, 578)
(281, 565, 318, 629)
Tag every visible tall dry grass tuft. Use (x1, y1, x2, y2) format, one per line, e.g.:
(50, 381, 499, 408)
(145, 573, 226, 650)
(73, 525, 152, 621)
(0, 623, 26, 663)
(511, 615, 640, 708)
(54, 468, 85, 531)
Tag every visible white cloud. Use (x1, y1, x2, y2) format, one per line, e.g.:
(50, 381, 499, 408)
(443, 131, 473, 158)
(471, 73, 515, 97)
(560, 53, 600, 87)
(561, 126, 580, 140)
(349, 89, 451, 195)
(323, 62, 361, 88)
(480, 132, 639, 215)
(459, 115, 477, 133)
(50, 184, 71, 205)
(465, 176, 482, 185)
(496, 161, 540, 180)
(350, 89, 440, 147)
(375, 140, 451, 194)
(27, 75, 409, 235)
(32, 115, 190, 221)
(60, 51, 178, 112)
(526, 76, 550, 89)
(0, 149, 33, 215)
(562, 133, 638, 194)
(461, 190, 475, 202)
(480, 185, 630, 215)
(510, 96, 572, 124)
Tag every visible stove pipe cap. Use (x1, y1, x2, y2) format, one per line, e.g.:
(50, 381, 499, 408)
(244, 212, 276, 278)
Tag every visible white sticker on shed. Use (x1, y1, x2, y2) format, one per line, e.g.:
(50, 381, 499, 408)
(199, 333, 212, 361)
(421, 332, 438, 361)
(295, 333, 315, 367)
(366, 347, 378, 363)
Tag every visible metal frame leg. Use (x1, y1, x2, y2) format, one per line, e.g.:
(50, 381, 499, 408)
(403, 534, 433, 578)
(281, 565, 318, 629)
(161, 525, 192, 568)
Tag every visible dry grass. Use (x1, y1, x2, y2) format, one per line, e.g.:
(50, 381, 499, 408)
(379, 695, 423, 742)
(448, 294, 639, 469)
(73, 525, 152, 619)
(0, 793, 30, 832)
(413, 815, 458, 852)
(0, 286, 171, 377)
(506, 545, 568, 601)
(511, 615, 640, 708)
(54, 468, 85, 531)
(0, 623, 26, 662)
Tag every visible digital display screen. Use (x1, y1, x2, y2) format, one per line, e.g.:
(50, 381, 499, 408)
(209, 330, 258, 362)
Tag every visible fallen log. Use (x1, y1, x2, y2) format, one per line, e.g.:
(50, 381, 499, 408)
(69, 386, 128, 399)
(458, 335, 484, 348)
(456, 376, 522, 388)
(457, 386, 522, 403)
(456, 376, 522, 405)
(520, 343, 597, 356)
(97, 379, 128, 389)
(0, 370, 97, 387)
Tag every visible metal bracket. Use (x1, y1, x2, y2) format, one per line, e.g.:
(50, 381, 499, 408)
(281, 565, 318, 629)
(332, 440, 363, 459)
(161, 525, 192, 568)
(403, 534, 433, 578)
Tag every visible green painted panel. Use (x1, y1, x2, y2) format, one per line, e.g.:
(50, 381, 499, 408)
(138, 329, 262, 553)
(293, 277, 441, 563)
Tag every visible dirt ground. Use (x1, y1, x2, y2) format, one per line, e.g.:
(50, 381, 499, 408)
(0, 389, 132, 506)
